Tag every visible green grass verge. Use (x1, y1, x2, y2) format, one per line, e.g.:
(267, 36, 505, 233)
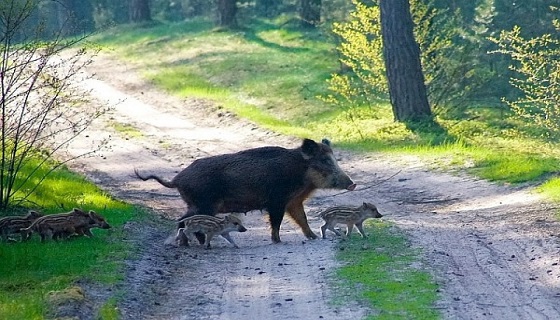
(0, 163, 145, 319)
(333, 222, 439, 319)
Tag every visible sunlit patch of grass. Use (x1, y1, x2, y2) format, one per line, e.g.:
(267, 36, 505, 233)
(0, 156, 146, 318)
(110, 122, 143, 139)
(0, 291, 44, 319)
(537, 177, 560, 203)
(332, 221, 439, 319)
(98, 297, 120, 320)
(470, 153, 559, 183)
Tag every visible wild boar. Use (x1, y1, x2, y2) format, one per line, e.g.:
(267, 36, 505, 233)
(0, 210, 43, 242)
(54, 210, 112, 239)
(176, 214, 247, 249)
(319, 202, 383, 239)
(21, 208, 109, 242)
(135, 138, 355, 244)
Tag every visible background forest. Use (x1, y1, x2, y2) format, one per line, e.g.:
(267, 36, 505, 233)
(6, 0, 560, 200)
(20, 0, 560, 133)
(23, 0, 559, 107)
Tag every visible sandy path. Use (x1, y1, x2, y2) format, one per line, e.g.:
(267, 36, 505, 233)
(65, 54, 560, 319)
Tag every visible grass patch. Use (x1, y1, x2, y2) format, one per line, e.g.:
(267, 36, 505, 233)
(0, 160, 145, 319)
(110, 121, 144, 139)
(537, 177, 560, 203)
(98, 297, 120, 320)
(333, 222, 439, 319)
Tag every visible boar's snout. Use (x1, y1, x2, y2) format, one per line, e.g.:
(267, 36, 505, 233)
(101, 222, 112, 229)
(238, 225, 248, 232)
(336, 172, 356, 191)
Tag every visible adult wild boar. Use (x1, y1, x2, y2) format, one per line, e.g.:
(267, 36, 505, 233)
(135, 138, 356, 243)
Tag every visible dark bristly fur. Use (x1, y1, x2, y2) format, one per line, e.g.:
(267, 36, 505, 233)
(135, 138, 356, 244)
(0, 211, 43, 242)
(21, 208, 111, 242)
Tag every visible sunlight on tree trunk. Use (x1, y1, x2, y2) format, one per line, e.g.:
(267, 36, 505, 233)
(129, 0, 151, 22)
(380, 0, 431, 122)
(218, 0, 237, 28)
(300, 0, 322, 28)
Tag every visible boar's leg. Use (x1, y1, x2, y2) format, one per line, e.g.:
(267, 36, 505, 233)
(321, 222, 342, 239)
(204, 233, 216, 249)
(345, 223, 355, 237)
(286, 202, 318, 240)
(177, 210, 196, 246)
(220, 232, 239, 248)
(268, 207, 285, 243)
(177, 206, 211, 246)
(354, 221, 367, 238)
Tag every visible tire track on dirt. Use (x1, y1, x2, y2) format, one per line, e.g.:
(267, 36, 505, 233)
(345, 159, 560, 319)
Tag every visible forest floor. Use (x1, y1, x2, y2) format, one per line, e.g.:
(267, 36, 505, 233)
(64, 53, 560, 319)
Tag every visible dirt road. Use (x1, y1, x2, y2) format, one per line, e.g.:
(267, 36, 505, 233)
(65, 54, 560, 319)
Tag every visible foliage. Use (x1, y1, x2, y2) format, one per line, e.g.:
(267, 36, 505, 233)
(321, 0, 386, 110)
(0, 160, 142, 319)
(323, 0, 490, 119)
(0, 0, 106, 210)
(98, 19, 560, 186)
(489, 22, 560, 140)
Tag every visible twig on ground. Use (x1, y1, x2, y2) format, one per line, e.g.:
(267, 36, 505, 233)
(328, 170, 402, 197)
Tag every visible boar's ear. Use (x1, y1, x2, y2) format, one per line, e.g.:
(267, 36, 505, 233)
(321, 138, 331, 146)
(301, 138, 320, 159)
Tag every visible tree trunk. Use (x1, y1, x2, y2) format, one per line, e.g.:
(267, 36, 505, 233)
(300, 0, 321, 28)
(129, 0, 151, 23)
(255, 0, 278, 18)
(218, 0, 237, 28)
(380, 0, 432, 122)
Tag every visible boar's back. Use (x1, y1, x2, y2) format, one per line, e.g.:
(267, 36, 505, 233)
(173, 146, 308, 213)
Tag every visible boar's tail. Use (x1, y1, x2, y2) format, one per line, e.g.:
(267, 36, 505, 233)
(134, 168, 176, 189)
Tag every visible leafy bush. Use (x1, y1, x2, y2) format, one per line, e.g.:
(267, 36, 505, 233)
(490, 22, 560, 140)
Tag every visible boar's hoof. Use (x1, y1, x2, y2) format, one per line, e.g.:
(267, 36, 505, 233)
(176, 233, 190, 247)
(306, 232, 319, 240)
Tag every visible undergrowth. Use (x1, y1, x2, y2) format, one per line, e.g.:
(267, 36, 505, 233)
(332, 222, 439, 319)
(0, 164, 144, 319)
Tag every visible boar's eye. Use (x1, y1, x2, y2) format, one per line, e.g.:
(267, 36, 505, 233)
(317, 154, 336, 169)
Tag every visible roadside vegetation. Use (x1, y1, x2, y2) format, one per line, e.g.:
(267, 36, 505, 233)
(0, 164, 144, 319)
(334, 221, 439, 319)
